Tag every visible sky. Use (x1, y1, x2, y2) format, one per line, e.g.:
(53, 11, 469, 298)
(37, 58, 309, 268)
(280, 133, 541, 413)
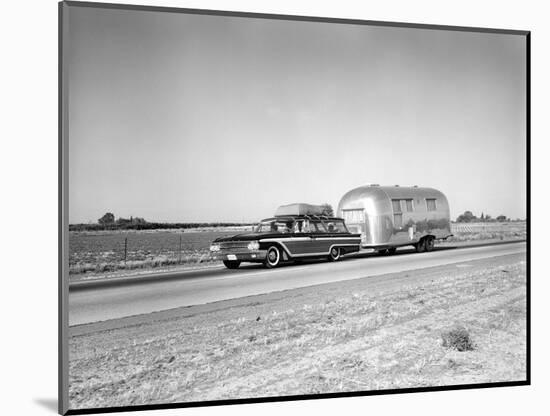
(66, 5, 527, 223)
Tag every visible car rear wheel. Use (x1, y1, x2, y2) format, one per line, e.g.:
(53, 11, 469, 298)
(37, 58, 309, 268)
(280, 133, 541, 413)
(328, 247, 341, 262)
(223, 260, 241, 269)
(264, 246, 281, 268)
(377, 249, 388, 255)
(388, 247, 397, 255)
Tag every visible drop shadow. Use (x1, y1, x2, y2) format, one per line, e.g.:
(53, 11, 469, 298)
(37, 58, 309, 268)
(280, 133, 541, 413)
(34, 398, 58, 413)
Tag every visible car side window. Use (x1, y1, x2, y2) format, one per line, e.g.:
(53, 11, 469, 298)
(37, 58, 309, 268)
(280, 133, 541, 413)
(326, 221, 347, 233)
(310, 221, 327, 233)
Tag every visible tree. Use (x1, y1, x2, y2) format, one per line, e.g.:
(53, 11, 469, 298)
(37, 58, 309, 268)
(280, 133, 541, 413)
(480, 212, 485, 220)
(496, 215, 508, 222)
(116, 217, 131, 225)
(320, 203, 334, 216)
(456, 211, 477, 223)
(98, 212, 115, 225)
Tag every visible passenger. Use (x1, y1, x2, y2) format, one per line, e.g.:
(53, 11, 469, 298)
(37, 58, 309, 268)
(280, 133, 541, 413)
(328, 224, 335, 232)
(270, 222, 278, 232)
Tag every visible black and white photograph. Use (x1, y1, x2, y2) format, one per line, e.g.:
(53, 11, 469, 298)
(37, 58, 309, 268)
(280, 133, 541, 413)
(59, 1, 529, 414)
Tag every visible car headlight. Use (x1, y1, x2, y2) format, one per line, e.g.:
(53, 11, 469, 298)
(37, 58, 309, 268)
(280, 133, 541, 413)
(210, 244, 221, 252)
(247, 241, 260, 250)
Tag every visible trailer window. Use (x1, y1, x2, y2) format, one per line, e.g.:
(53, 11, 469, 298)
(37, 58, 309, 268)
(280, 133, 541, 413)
(342, 209, 364, 223)
(405, 199, 414, 212)
(426, 198, 437, 211)
(392, 199, 402, 212)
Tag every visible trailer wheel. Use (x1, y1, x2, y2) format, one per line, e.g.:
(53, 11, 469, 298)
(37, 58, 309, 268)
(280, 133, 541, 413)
(415, 238, 426, 253)
(377, 249, 388, 255)
(388, 247, 397, 255)
(223, 260, 241, 269)
(425, 236, 435, 252)
(328, 247, 341, 262)
(264, 245, 281, 268)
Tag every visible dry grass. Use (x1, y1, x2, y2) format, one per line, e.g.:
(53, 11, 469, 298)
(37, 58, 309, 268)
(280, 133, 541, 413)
(69, 254, 217, 276)
(68, 231, 235, 278)
(69, 255, 527, 409)
(449, 222, 526, 242)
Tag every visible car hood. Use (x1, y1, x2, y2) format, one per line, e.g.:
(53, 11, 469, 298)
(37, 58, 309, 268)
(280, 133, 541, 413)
(213, 232, 281, 242)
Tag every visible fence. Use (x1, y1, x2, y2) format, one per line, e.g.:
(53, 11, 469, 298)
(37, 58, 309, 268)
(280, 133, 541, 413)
(451, 222, 526, 233)
(68, 230, 234, 275)
(449, 221, 527, 242)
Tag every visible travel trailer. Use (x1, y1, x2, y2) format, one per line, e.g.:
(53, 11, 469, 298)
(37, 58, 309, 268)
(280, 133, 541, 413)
(337, 185, 452, 254)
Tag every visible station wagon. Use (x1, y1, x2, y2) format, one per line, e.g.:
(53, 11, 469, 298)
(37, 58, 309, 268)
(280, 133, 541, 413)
(210, 204, 361, 269)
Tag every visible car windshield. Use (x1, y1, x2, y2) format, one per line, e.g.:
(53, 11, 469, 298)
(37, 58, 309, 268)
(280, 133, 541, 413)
(255, 220, 294, 233)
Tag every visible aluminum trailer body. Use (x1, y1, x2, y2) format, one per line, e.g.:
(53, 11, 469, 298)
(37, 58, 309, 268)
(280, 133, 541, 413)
(337, 185, 452, 252)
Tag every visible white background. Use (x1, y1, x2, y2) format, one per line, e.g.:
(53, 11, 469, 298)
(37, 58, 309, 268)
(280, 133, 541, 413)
(0, 0, 546, 415)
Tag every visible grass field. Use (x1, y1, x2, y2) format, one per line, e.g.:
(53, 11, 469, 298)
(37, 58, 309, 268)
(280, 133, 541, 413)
(68, 253, 527, 409)
(448, 221, 526, 242)
(68, 222, 526, 279)
(69, 230, 240, 277)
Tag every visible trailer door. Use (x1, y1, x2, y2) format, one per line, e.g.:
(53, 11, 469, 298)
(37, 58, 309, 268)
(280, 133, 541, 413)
(342, 209, 367, 243)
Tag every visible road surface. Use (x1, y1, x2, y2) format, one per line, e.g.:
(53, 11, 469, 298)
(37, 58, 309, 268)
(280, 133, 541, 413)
(69, 242, 526, 326)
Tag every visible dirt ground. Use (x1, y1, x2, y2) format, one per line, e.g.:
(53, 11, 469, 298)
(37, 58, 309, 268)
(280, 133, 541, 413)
(68, 253, 527, 410)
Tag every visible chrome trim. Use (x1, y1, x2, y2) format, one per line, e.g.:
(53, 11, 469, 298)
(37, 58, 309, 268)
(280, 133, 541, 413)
(290, 244, 361, 257)
(260, 237, 311, 242)
(313, 237, 361, 241)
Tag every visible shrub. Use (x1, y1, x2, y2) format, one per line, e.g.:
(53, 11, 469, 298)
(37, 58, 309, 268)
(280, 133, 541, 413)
(441, 326, 474, 351)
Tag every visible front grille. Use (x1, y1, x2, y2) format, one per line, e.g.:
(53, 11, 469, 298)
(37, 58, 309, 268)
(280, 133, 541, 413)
(219, 241, 250, 250)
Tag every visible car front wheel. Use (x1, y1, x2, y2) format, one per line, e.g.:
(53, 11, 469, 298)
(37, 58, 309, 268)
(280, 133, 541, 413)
(264, 246, 281, 268)
(328, 247, 341, 262)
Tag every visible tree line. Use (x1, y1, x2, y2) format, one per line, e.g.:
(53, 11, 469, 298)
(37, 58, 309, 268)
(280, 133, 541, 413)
(70, 204, 336, 232)
(69, 212, 254, 231)
(455, 211, 515, 223)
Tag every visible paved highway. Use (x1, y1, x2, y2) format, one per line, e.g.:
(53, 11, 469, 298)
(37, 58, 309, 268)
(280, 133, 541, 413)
(69, 242, 526, 326)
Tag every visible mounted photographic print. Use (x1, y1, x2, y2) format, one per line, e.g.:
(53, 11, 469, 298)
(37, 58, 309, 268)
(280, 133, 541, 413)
(59, 1, 530, 414)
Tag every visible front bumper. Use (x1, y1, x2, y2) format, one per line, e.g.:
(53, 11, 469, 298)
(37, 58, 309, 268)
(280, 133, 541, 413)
(212, 250, 267, 262)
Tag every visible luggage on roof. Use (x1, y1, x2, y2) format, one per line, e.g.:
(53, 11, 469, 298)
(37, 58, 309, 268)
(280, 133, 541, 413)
(274, 203, 324, 217)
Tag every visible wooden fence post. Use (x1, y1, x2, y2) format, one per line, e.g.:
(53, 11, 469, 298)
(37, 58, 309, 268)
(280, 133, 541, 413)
(179, 235, 182, 263)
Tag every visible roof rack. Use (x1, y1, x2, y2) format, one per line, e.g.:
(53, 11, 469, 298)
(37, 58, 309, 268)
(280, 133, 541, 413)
(304, 214, 329, 220)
